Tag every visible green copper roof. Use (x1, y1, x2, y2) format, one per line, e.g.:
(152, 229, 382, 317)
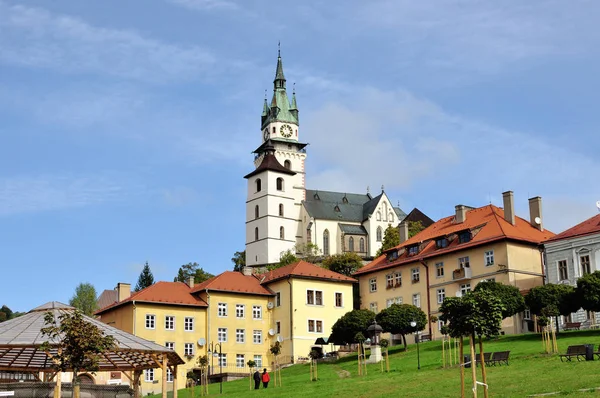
(261, 52, 299, 129)
(274, 56, 286, 86)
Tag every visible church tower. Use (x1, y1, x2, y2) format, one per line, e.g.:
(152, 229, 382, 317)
(244, 50, 308, 268)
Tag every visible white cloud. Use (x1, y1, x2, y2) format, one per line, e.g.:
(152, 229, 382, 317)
(167, 0, 239, 11)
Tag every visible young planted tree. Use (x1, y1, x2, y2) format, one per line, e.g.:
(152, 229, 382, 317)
(329, 309, 376, 346)
(376, 224, 400, 257)
(69, 283, 98, 316)
(575, 271, 600, 324)
(525, 284, 580, 333)
(134, 261, 155, 292)
(473, 280, 526, 319)
(270, 341, 283, 387)
(174, 262, 214, 284)
(375, 304, 427, 349)
(40, 310, 116, 398)
(246, 359, 256, 391)
(195, 355, 209, 396)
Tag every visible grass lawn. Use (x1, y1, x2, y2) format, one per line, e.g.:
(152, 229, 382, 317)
(152, 330, 600, 397)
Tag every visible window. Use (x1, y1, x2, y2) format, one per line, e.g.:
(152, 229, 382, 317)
(438, 320, 444, 332)
(395, 297, 403, 304)
(166, 368, 173, 383)
(523, 308, 531, 320)
(236, 329, 245, 343)
(236, 354, 245, 368)
(275, 321, 281, 334)
(236, 304, 245, 318)
(436, 262, 444, 277)
(335, 292, 343, 307)
(165, 316, 174, 330)
(255, 178, 261, 192)
(218, 353, 227, 367)
(360, 238, 365, 252)
(370, 302, 378, 313)
(458, 256, 470, 268)
(558, 260, 568, 280)
(376, 226, 383, 242)
(276, 177, 284, 191)
(436, 238, 449, 249)
(389, 213, 394, 223)
(349, 237, 354, 252)
(458, 231, 471, 243)
(369, 278, 377, 292)
(581, 255, 591, 275)
(386, 298, 394, 308)
(323, 230, 330, 256)
(218, 303, 228, 317)
(308, 320, 323, 333)
(376, 212, 381, 221)
(460, 284, 471, 296)
(284, 160, 291, 169)
(165, 342, 174, 350)
(184, 343, 194, 356)
(307, 290, 323, 305)
(254, 355, 263, 368)
(411, 268, 420, 283)
(144, 369, 154, 382)
(485, 250, 494, 266)
(253, 330, 262, 344)
(315, 290, 323, 305)
(255, 227, 259, 241)
(280, 226, 285, 239)
(307, 228, 312, 244)
(275, 292, 281, 307)
(437, 288, 446, 304)
(272, 126, 276, 134)
(255, 205, 259, 219)
(408, 245, 419, 255)
(386, 274, 394, 288)
(395, 272, 402, 286)
(145, 315, 155, 329)
(279, 203, 284, 216)
(218, 328, 227, 342)
(412, 294, 421, 308)
(252, 305, 262, 319)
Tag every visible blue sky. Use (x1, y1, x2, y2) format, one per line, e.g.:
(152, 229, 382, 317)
(1, 0, 599, 312)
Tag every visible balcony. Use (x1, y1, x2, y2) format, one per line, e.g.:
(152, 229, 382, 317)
(452, 267, 472, 281)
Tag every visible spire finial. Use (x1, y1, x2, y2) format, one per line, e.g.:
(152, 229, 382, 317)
(293, 82, 296, 95)
(381, 184, 385, 192)
(367, 186, 370, 194)
(278, 41, 281, 57)
(264, 89, 267, 100)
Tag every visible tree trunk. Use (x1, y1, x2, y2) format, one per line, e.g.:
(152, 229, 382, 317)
(555, 316, 560, 334)
(460, 338, 465, 398)
(469, 334, 477, 398)
(72, 371, 80, 398)
(479, 336, 488, 398)
(402, 334, 407, 349)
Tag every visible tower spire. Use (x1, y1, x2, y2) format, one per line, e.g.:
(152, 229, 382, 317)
(274, 43, 286, 90)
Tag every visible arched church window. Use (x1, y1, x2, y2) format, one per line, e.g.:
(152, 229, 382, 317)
(279, 204, 284, 217)
(389, 213, 394, 223)
(376, 226, 383, 242)
(284, 160, 291, 169)
(280, 226, 285, 240)
(272, 126, 276, 134)
(376, 211, 381, 221)
(255, 227, 259, 241)
(383, 203, 388, 221)
(255, 205, 259, 219)
(256, 178, 262, 192)
(276, 177, 284, 191)
(323, 230, 330, 256)
(360, 238, 365, 253)
(349, 237, 354, 252)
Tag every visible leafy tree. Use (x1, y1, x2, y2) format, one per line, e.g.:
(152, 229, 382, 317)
(69, 283, 98, 316)
(0, 305, 13, 323)
(375, 304, 427, 349)
(408, 220, 426, 238)
(473, 280, 526, 319)
(40, 309, 116, 397)
(268, 250, 299, 270)
(295, 243, 321, 264)
(525, 284, 579, 331)
(376, 224, 400, 257)
(329, 309, 376, 345)
(174, 262, 214, 284)
(575, 271, 600, 313)
(134, 261, 155, 292)
(322, 252, 363, 276)
(231, 251, 246, 272)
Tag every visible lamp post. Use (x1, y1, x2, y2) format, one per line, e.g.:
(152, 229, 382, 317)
(207, 342, 223, 394)
(410, 321, 421, 370)
(366, 320, 384, 363)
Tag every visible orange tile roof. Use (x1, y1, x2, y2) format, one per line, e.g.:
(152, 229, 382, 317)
(190, 271, 275, 296)
(96, 281, 207, 314)
(354, 204, 555, 276)
(260, 260, 357, 284)
(544, 213, 600, 243)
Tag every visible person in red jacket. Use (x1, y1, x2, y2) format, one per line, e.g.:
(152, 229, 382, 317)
(261, 368, 270, 388)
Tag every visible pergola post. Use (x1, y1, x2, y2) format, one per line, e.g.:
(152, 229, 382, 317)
(133, 370, 142, 398)
(162, 354, 168, 398)
(173, 365, 178, 398)
(54, 371, 62, 398)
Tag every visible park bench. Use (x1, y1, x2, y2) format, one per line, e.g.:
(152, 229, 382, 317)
(475, 352, 492, 366)
(564, 322, 581, 331)
(0, 392, 15, 396)
(559, 345, 586, 362)
(419, 334, 431, 342)
(488, 351, 510, 366)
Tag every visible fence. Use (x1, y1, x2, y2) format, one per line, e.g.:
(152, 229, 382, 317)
(0, 382, 133, 397)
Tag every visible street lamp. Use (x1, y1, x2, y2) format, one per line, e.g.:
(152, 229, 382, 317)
(410, 321, 421, 370)
(366, 320, 384, 363)
(207, 342, 223, 394)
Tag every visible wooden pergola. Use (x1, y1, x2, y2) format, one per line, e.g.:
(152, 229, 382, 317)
(0, 302, 184, 398)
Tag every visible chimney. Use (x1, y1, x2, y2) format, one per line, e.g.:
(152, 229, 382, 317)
(399, 221, 409, 243)
(242, 266, 253, 276)
(455, 205, 467, 223)
(187, 276, 194, 289)
(528, 196, 544, 231)
(502, 191, 515, 225)
(116, 283, 131, 302)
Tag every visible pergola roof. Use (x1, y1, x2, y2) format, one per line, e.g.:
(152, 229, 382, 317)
(0, 302, 184, 372)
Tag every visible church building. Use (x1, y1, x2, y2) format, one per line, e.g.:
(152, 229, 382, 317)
(244, 52, 429, 268)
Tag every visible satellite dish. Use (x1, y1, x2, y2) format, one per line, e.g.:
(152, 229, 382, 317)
(276, 336, 283, 343)
(267, 302, 274, 310)
(197, 338, 206, 346)
(534, 217, 542, 225)
(268, 329, 275, 336)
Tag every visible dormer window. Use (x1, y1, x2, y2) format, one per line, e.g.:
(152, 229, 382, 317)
(436, 238, 449, 249)
(458, 231, 472, 244)
(342, 196, 348, 204)
(408, 245, 419, 256)
(334, 205, 340, 212)
(387, 250, 399, 262)
(314, 192, 320, 200)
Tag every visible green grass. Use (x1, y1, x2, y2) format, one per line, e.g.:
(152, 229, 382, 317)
(152, 330, 600, 397)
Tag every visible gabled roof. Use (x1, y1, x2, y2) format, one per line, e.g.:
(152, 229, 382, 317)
(544, 213, 600, 243)
(244, 147, 296, 179)
(191, 271, 275, 296)
(339, 224, 368, 235)
(96, 282, 207, 315)
(354, 204, 554, 276)
(97, 289, 117, 310)
(403, 207, 435, 228)
(260, 260, 357, 284)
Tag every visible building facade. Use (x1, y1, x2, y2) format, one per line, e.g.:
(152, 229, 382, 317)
(354, 191, 555, 339)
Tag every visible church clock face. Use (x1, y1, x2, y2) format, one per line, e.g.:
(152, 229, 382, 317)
(263, 129, 269, 142)
(280, 124, 293, 138)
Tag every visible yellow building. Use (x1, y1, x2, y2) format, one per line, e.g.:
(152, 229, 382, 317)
(354, 191, 555, 339)
(96, 260, 355, 394)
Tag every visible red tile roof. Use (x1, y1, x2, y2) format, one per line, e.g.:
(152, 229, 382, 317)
(96, 282, 207, 314)
(260, 260, 357, 284)
(354, 204, 554, 276)
(544, 213, 600, 243)
(191, 271, 274, 296)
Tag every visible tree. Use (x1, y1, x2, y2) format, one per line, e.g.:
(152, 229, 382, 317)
(0, 305, 13, 323)
(408, 220, 426, 238)
(40, 309, 116, 398)
(376, 224, 400, 257)
(375, 304, 427, 349)
(135, 262, 155, 292)
(473, 280, 526, 319)
(174, 262, 214, 284)
(329, 309, 376, 345)
(322, 252, 363, 276)
(525, 284, 579, 331)
(575, 271, 600, 313)
(231, 251, 246, 272)
(295, 243, 321, 264)
(69, 283, 98, 316)
(268, 250, 298, 270)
